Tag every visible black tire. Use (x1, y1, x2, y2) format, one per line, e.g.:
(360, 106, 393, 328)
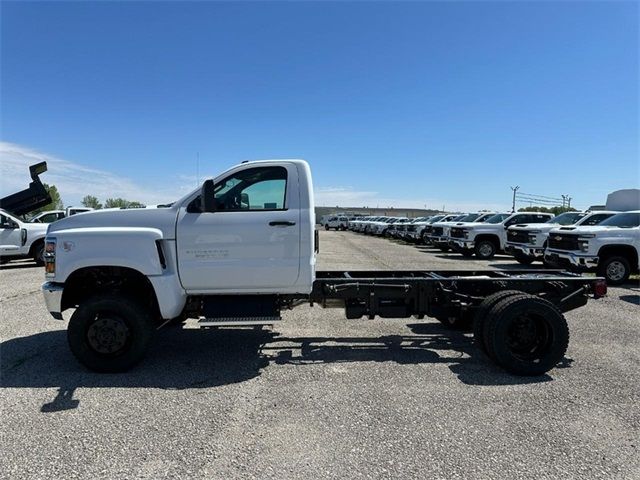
(597, 255, 631, 286)
(514, 252, 535, 265)
(0, 257, 8, 265)
(483, 295, 569, 376)
(67, 294, 155, 372)
(475, 239, 497, 260)
(460, 248, 474, 258)
(324, 225, 329, 230)
(32, 241, 45, 266)
(437, 245, 451, 252)
(473, 290, 528, 355)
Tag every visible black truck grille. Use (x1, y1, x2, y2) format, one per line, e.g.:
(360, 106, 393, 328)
(407, 225, 416, 232)
(548, 233, 580, 251)
(508, 229, 530, 244)
(450, 228, 465, 239)
(432, 227, 444, 236)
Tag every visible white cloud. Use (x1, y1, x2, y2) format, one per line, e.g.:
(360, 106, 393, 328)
(0, 142, 195, 206)
(314, 186, 509, 212)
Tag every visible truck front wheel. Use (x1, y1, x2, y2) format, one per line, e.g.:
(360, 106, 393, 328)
(68, 294, 155, 372)
(513, 252, 535, 265)
(32, 241, 45, 266)
(475, 240, 497, 260)
(597, 255, 631, 286)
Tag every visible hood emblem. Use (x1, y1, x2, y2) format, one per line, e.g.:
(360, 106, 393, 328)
(554, 236, 562, 241)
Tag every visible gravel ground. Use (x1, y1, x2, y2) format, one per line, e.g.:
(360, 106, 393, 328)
(1, 230, 639, 479)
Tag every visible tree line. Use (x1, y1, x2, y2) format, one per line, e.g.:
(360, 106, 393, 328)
(31, 184, 145, 214)
(518, 206, 577, 215)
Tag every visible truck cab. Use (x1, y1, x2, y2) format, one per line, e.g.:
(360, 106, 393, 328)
(449, 212, 553, 259)
(0, 209, 49, 264)
(505, 211, 617, 265)
(544, 211, 640, 285)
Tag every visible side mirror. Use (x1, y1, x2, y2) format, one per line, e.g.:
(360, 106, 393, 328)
(201, 179, 216, 212)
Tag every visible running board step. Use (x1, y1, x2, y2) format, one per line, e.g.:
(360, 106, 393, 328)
(198, 316, 281, 327)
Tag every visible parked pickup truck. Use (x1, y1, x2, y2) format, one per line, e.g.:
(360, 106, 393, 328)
(42, 160, 606, 375)
(544, 211, 640, 285)
(449, 212, 554, 259)
(323, 215, 348, 230)
(505, 211, 618, 265)
(429, 212, 496, 251)
(28, 207, 94, 224)
(1, 209, 48, 264)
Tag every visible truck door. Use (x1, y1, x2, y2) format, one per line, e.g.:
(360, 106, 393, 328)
(0, 213, 23, 255)
(176, 164, 301, 292)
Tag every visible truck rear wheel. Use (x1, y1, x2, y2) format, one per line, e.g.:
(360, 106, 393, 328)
(67, 294, 155, 372)
(475, 240, 497, 260)
(473, 290, 528, 354)
(483, 295, 569, 376)
(597, 255, 631, 286)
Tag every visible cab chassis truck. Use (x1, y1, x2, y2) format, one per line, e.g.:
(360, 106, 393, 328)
(42, 160, 606, 376)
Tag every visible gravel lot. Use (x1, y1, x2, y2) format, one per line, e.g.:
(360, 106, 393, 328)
(1, 230, 639, 479)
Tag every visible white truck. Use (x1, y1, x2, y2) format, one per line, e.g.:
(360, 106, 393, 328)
(544, 211, 640, 285)
(323, 215, 349, 230)
(28, 207, 94, 224)
(449, 212, 554, 259)
(428, 213, 496, 251)
(42, 159, 606, 376)
(505, 211, 618, 265)
(0, 209, 49, 264)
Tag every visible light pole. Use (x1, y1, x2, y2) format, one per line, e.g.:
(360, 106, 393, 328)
(510, 186, 520, 213)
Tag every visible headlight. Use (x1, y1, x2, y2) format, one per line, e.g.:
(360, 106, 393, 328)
(578, 240, 590, 252)
(463, 230, 469, 239)
(528, 234, 537, 244)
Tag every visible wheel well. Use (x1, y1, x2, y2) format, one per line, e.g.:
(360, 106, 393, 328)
(475, 234, 500, 248)
(28, 237, 45, 256)
(61, 266, 161, 319)
(598, 245, 639, 270)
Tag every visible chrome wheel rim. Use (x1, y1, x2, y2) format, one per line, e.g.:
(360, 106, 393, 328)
(478, 243, 493, 258)
(606, 261, 626, 282)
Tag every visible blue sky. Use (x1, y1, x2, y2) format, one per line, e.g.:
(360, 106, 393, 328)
(1, 1, 638, 210)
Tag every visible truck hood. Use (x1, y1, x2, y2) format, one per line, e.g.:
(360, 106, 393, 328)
(548, 225, 634, 235)
(509, 224, 558, 233)
(47, 206, 179, 239)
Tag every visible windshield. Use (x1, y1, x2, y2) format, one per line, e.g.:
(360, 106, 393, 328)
(598, 212, 640, 228)
(458, 213, 481, 222)
(547, 212, 586, 225)
(428, 215, 445, 223)
(484, 213, 511, 224)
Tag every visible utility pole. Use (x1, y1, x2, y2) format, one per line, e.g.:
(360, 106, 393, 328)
(567, 197, 572, 209)
(561, 195, 567, 209)
(510, 186, 520, 213)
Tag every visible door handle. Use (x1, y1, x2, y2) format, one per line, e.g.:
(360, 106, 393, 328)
(269, 221, 296, 227)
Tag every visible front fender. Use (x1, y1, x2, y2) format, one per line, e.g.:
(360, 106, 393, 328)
(49, 227, 165, 282)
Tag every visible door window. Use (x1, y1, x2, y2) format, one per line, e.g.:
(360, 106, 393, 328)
(581, 213, 614, 226)
(205, 166, 287, 212)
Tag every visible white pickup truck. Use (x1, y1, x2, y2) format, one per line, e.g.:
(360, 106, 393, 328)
(28, 207, 94, 224)
(323, 215, 348, 230)
(41, 159, 606, 375)
(449, 212, 554, 259)
(544, 211, 640, 285)
(0, 209, 49, 264)
(505, 211, 618, 265)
